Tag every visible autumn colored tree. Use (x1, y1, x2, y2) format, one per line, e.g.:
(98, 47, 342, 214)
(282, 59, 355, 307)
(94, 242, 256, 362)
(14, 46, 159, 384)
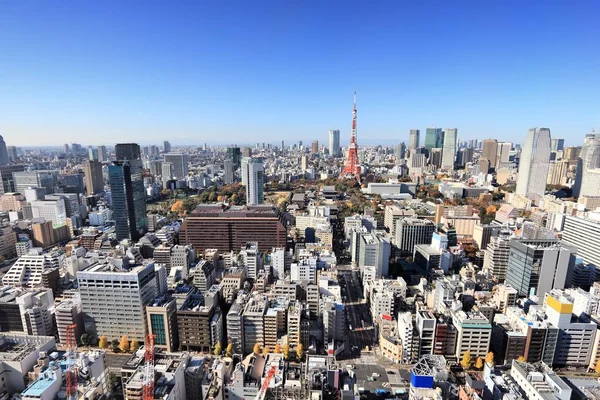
(486, 205, 497, 214)
(214, 342, 222, 356)
(226, 343, 233, 357)
(253, 343, 261, 354)
(595, 358, 600, 374)
(262, 346, 270, 357)
(296, 344, 304, 361)
(274, 344, 282, 354)
(460, 351, 472, 369)
(283, 344, 290, 360)
(129, 338, 140, 352)
(485, 352, 495, 365)
(475, 357, 484, 370)
(99, 336, 109, 349)
(170, 200, 184, 214)
(517, 355, 526, 362)
(119, 336, 129, 353)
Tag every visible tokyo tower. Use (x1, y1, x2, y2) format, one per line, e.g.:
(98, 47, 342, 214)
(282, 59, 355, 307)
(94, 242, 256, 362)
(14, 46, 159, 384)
(340, 91, 361, 180)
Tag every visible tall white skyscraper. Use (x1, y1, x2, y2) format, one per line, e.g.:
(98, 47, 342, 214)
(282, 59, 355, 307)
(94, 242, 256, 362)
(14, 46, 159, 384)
(408, 129, 420, 150)
(516, 128, 552, 200)
(328, 129, 340, 156)
(441, 128, 458, 170)
(573, 134, 600, 198)
(242, 157, 264, 205)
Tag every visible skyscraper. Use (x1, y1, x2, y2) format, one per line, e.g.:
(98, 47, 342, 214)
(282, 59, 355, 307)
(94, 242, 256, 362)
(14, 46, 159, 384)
(0, 135, 8, 166)
(424, 128, 442, 151)
(441, 128, 458, 170)
(110, 143, 147, 241)
(516, 128, 552, 200)
(496, 142, 512, 167)
(328, 129, 341, 157)
(97, 145, 107, 162)
(408, 129, 420, 150)
(480, 139, 498, 173)
(242, 157, 264, 205)
(163, 140, 172, 153)
(161, 162, 174, 186)
(573, 134, 600, 198)
(551, 138, 565, 153)
(311, 140, 319, 154)
(223, 159, 234, 184)
(83, 160, 104, 194)
(163, 152, 189, 179)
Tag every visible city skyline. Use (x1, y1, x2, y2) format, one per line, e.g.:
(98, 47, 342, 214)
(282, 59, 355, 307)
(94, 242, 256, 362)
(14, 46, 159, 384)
(1, 1, 599, 146)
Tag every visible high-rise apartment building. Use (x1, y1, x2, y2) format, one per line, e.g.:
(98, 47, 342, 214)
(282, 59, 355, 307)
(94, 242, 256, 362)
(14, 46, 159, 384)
(441, 128, 458, 170)
(241, 157, 264, 205)
(84, 160, 104, 194)
(482, 232, 512, 281)
(505, 240, 576, 299)
(408, 129, 420, 150)
(424, 128, 443, 151)
(164, 152, 189, 179)
(328, 129, 341, 156)
(516, 128, 552, 200)
(227, 301, 245, 355)
(78, 263, 157, 342)
(243, 296, 267, 355)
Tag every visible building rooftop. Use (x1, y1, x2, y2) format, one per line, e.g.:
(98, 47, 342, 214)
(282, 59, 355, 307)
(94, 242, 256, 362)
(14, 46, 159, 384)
(189, 204, 280, 218)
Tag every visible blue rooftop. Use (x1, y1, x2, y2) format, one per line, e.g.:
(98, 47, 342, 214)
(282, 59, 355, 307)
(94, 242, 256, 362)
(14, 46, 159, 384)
(22, 372, 57, 397)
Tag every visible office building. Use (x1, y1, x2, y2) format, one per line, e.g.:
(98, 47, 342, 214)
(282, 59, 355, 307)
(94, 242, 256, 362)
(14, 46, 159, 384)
(227, 145, 241, 168)
(562, 215, 600, 267)
(30, 198, 67, 226)
(551, 138, 565, 153)
(180, 205, 287, 253)
(97, 145, 107, 162)
(505, 240, 576, 299)
(473, 224, 501, 251)
(408, 129, 420, 150)
(240, 242, 262, 280)
(516, 128, 552, 200)
(452, 309, 492, 359)
(13, 170, 57, 194)
(424, 128, 443, 151)
(177, 294, 215, 352)
(109, 160, 147, 241)
(0, 135, 8, 166)
(164, 152, 189, 179)
(328, 129, 341, 157)
(227, 301, 245, 355)
(573, 135, 600, 198)
(441, 128, 458, 170)
(496, 142, 512, 167)
(223, 159, 234, 184)
(0, 165, 24, 194)
(384, 205, 416, 239)
(243, 296, 267, 355)
(395, 142, 406, 161)
(78, 263, 157, 342)
(480, 139, 498, 173)
(163, 140, 172, 153)
(311, 140, 319, 154)
(7, 146, 17, 162)
(358, 233, 391, 278)
(546, 159, 569, 186)
(55, 296, 84, 345)
(241, 157, 264, 205)
(84, 160, 104, 194)
(394, 218, 435, 256)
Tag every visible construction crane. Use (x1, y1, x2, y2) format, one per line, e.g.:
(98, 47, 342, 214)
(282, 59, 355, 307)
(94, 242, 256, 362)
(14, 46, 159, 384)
(65, 324, 78, 400)
(256, 365, 276, 400)
(143, 334, 156, 400)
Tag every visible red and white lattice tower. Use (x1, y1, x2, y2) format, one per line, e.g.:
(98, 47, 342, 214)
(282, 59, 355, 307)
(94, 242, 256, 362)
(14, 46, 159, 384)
(340, 91, 361, 180)
(143, 334, 156, 400)
(66, 324, 78, 400)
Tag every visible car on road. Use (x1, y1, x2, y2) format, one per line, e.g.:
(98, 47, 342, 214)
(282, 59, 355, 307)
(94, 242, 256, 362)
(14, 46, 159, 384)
(372, 373, 381, 377)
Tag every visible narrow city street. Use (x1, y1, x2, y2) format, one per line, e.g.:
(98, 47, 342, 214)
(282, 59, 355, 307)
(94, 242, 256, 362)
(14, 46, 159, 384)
(338, 267, 375, 356)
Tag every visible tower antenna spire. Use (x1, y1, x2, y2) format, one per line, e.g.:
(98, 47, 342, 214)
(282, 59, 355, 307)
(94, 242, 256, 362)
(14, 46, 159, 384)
(340, 91, 361, 181)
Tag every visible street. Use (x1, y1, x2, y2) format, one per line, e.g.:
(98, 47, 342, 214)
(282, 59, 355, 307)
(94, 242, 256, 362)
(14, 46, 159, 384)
(338, 267, 375, 356)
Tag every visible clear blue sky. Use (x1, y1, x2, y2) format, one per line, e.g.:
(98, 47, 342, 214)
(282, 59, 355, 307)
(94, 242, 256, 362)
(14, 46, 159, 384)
(0, 1, 598, 147)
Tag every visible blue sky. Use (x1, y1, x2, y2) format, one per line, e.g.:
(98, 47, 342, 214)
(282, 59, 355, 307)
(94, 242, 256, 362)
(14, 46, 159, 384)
(0, 1, 598, 147)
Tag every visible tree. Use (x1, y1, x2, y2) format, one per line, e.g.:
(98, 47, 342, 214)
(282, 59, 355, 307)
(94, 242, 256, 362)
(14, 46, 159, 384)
(485, 352, 495, 365)
(253, 343, 261, 354)
(274, 344, 282, 354)
(130, 338, 140, 352)
(486, 205, 497, 214)
(208, 192, 217, 202)
(475, 357, 484, 370)
(119, 335, 129, 353)
(594, 358, 600, 374)
(460, 350, 472, 369)
(517, 355, 526, 362)
(296, 344, 304, 361)
(226, 343, 233, 357)
(111, 339, 120, 352)
(80, 333, 90, 347)
(171, 200, 185, 214)
(99, 336, 109, 349)
(106, 371, 116, 390)
(262, 346, 271, 357)
(283, 344, 290, 360)
(214, 342, 222, 356)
